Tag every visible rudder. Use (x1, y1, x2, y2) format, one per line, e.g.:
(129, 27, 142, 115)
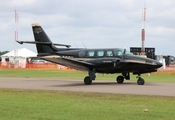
(32, 23, 57, 53)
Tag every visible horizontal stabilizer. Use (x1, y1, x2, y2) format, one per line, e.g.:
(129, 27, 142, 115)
(16, 40, 71, 48)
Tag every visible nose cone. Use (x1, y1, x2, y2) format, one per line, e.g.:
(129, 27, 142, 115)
(156, 61, 163, 68)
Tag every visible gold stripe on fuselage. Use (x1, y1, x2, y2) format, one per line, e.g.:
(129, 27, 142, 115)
(39, 55, 94, 61)
(125, 60, 156, 65)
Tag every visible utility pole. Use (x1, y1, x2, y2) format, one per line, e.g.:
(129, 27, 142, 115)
(141, 4, 146, 55)
(14, 9, 18, 67)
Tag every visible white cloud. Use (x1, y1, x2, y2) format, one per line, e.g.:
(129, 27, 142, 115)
(0, 0, 175, 56)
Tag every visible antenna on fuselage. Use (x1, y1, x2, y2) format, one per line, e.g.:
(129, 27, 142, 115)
(74, 43, 78, 48)
(123, 49, 126, 54)
(122, 49, 126, 60)
(81, 41, 87, 49)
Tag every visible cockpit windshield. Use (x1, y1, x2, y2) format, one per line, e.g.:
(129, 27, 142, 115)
(125, 50, 132, 55)
(113, 49, 132, 56)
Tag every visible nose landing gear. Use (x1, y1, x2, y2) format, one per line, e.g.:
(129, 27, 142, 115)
(137, 75, 145, 85)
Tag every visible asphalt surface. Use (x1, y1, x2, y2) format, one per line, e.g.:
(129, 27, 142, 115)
(0, 77, 175, 97)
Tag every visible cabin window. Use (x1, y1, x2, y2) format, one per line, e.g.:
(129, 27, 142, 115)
(97, 51, 104, 57)
(113, 49, 123, 56)
(78, 51, 85, 57)
(106, 50, 113, 57)
(87, 51, 95, 57)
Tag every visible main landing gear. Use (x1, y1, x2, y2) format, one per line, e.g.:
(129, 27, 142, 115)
(84, 76, 92, 85)
(84, 70, 95, 85)
(116, 72, 129, 84)
(116, 76, 124, 84)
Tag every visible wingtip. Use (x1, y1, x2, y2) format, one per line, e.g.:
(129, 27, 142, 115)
(16, 40, 23, 44)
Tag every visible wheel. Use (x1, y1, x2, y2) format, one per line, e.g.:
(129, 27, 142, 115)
(137, 77, 145, 85)
(84, 76, 92, 85)
(116, 76, 124, 83)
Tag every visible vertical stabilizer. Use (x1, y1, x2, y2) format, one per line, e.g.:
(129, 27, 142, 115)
(32, 23, 57, 53)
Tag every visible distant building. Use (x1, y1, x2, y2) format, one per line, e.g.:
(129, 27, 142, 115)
(130, 47, 155, 59)
(163, 55, 175, 66)
(1, 48, 37, 68)
(130, 47, 175, 66)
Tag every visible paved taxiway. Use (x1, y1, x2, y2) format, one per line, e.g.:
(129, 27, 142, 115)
(0, 77, 175, 97)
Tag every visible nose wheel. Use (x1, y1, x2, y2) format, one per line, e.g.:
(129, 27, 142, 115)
(137, 77, 145, 85)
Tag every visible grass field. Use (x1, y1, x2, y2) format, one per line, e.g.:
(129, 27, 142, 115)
(0, 68, 175, 120)
(0, 88, 175, 120)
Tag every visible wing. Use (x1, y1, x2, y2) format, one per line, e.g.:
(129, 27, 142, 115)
(61, 57, 95, 71)
(40, 56, 95, 71)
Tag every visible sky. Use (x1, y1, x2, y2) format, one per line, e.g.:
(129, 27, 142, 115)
(0, 0, 175, 56)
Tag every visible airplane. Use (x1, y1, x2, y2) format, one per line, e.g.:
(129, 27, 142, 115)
(17, 23, 163, 85)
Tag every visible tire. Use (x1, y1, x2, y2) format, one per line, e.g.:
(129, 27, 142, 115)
(84, 76, 92, 85)
(137, 78, 145, 85)
(116, 76, 124, 83)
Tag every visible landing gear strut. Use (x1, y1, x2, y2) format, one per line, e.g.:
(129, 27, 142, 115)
(84, 70, 95, 85)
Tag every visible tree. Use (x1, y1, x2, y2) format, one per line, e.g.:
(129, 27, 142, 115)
(0, 51, 9, 56)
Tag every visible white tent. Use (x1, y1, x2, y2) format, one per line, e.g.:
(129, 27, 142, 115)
(1, 48, 37, 68)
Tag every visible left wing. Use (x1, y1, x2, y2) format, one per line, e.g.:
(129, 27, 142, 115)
(61, 57, 95, 71)
(40, 56, 95, 71)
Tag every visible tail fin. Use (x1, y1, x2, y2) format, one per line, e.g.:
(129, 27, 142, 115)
(17, 23, 71, 54)
(32, 23, 57, 53)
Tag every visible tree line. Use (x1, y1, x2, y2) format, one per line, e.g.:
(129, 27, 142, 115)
(0, 51, 9, 56)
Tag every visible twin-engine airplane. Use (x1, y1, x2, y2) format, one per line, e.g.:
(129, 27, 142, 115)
(17, 23, 162, 85)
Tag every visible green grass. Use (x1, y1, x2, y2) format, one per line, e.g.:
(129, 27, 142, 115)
(0, 69, 175, 119)
(0, 69, 87, 79)
(0, 88, 175, 120)
(0, 69, 175, 83)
